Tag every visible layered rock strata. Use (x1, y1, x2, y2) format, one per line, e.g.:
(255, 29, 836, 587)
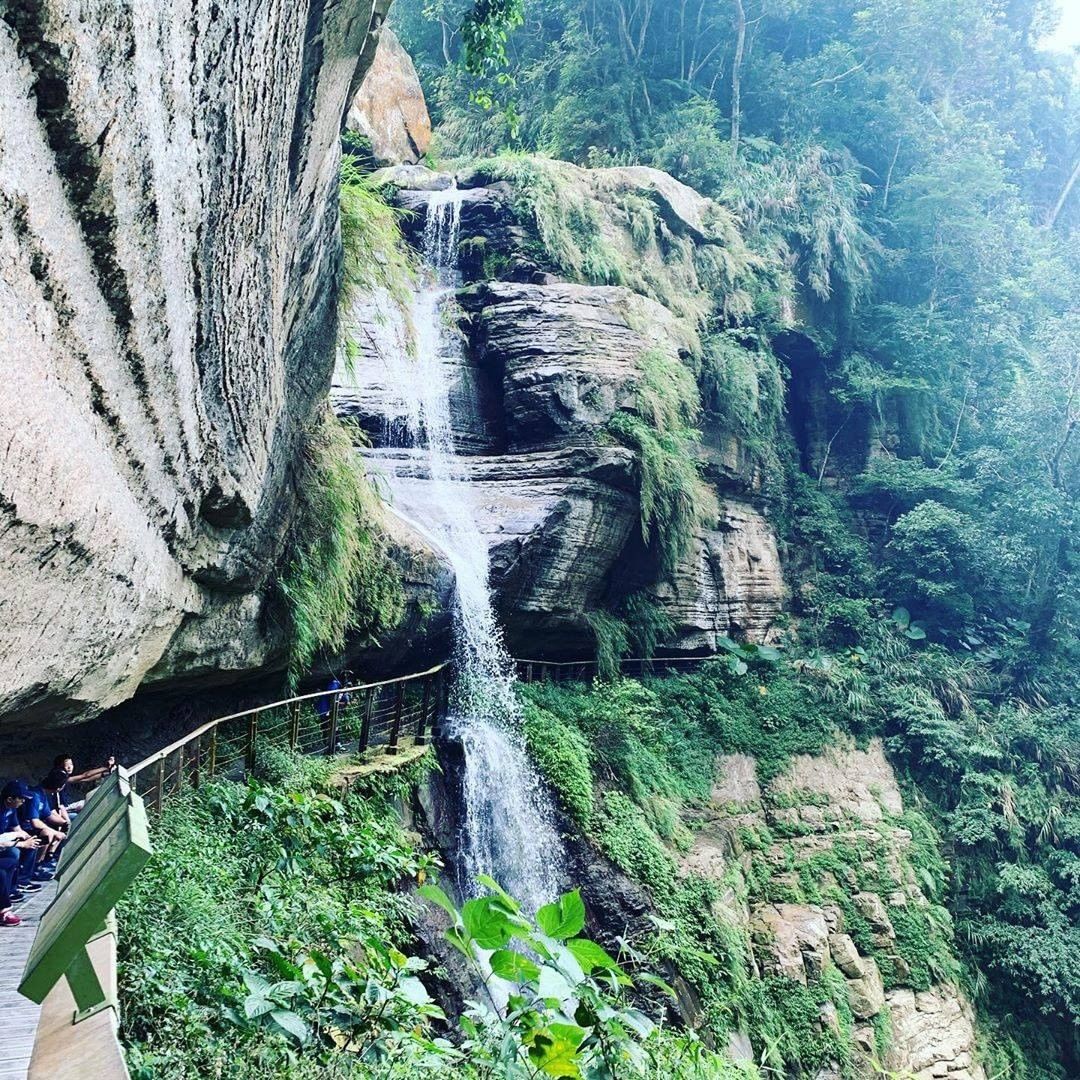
(334, 164, 786, 657)
(0, 0, 392, 729)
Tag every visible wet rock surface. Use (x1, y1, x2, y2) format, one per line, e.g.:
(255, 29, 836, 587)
(334, 168, 786, 658)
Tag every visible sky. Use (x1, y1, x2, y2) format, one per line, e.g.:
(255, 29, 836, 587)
(1044, 0, 1080, 51)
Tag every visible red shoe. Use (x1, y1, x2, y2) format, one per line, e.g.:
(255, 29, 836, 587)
(1, 910, 21, 927)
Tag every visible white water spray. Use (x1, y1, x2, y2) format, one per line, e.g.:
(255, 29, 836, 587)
(362, 184, 564, 912)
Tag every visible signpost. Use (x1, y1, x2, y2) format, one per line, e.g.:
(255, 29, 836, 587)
(18, 768, 152, 1021)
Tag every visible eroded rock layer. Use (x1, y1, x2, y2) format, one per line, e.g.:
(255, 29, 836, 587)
(334, 165, 786, 657)
(0, 0, 391, 729)
(684, 742, 986, 1080)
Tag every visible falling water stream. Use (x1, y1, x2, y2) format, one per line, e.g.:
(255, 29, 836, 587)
(361, 185, 564, 912)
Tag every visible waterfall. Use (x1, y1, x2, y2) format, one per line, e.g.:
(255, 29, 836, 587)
(365, 185, 564, 913)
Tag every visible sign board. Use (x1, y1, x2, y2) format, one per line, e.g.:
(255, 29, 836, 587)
(18, 769, 152, 1020)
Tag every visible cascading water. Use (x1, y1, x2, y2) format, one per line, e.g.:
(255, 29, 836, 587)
(362, 185, 564, 913)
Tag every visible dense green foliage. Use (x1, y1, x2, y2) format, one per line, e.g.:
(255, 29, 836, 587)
(278, 413, 404, 686)
(389, 4, 1079, 1071)
(521, 668, 953, 1076)
(118, 749, 752, 1079)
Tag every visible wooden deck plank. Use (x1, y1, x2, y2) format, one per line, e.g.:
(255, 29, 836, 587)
(0, 880, 57, 1080)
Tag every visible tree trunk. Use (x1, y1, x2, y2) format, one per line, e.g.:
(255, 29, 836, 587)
(1045, 153, 1080, 230)
(731, 0, 746, 155)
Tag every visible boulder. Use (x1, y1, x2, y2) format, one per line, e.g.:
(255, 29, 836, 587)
(593, 165, 732, 243)
(846, 956, 886, 1019)
(828, 933, 863, 979)
(371, 164, 454, 191)
(0, 0, 390, 731)
(361, 445, 640, 658)
(751, 903, 831, 984)
(853, 892, 896, 941)
(885, 988, 986, 1080)
(346, 26, 431, 165)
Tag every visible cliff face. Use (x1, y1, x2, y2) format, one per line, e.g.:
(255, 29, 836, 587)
(0, 0, 391, 730)
(335, 162, 786, 658)
(694, 742, 985, 1080)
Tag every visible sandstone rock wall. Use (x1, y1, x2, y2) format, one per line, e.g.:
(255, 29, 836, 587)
(333, 164, 786, 657)
(682, 742, 986, 1080)
(0, 0, 391, 730)
(346, 26, 431, 165)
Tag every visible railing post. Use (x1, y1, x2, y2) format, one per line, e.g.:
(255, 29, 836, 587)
(328, 693, 341, 755)
(436, 667, 451, 735)
(388, 682, 405, 754)
(155, 756, 165, 813)
(209, 726, 218, 777)
(176, 748, 183, 796)
(192, 734, 201, 789)
(245, 712, 257, 774)
(289, 701, 300, 750)
(358, 688, 374, 753)
(416, 675, 432, 746)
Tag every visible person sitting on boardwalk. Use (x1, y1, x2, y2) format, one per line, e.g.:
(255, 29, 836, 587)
(0, 842, 23, 926)
(51, 753, 116, 817)
(0, 781, 44, 895)
(16, 774, 67, 877)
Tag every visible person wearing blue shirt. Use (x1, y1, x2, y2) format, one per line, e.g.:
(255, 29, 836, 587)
(1, 781, 44, 893)
(16, 774, 66, 874)
(314, 674, 351, 753)
(0, 842, 22, 926)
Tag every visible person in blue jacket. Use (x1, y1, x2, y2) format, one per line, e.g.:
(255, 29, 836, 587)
(0, 843, 22, 926)
(0, 781, 44, 893)
(314, 673, 351, 753)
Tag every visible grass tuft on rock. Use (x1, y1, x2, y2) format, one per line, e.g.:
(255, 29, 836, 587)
(279, 414, 404, 687)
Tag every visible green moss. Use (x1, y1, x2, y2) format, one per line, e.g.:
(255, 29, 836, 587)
(461, 154, 757, 332)
(521, 700, 595, 827)
(595, 790, 678, 899)
(585, 609, 630, 679)
(339, 158, 416, 321)
(279, 414, 404, 687)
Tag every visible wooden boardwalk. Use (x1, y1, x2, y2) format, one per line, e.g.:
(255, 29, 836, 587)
(0, 882, 57, 1080)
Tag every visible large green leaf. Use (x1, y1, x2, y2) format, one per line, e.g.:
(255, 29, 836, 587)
(566, 937, 620, 974)
(489, 948, 541, 983)
(269, 1008, 308, 1043)
(462, 896, 513, 949)
(528, 1022, 586, 1077)
(536, 890, 587, 940)
(419, 883, 460, 922)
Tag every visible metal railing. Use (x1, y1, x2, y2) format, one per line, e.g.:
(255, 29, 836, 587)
(123, 653, 712, 815)
(127, 663, 451, 812)
(515, 655, 710, 683)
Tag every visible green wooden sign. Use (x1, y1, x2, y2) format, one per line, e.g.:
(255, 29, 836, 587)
(18, 769, 152, 1021)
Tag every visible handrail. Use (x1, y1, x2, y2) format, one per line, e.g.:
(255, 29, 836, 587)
(124, 662, 453, 812)
(515, 655, 706, 668)
(122, 652, 711, 814)
(127, 662, 449, 777)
